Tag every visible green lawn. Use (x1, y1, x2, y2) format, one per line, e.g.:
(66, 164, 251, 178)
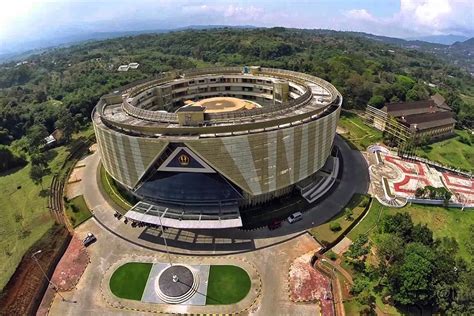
(338, 111, 383, 151)
(206, 265, 251, 305)
(309, 194, 370, 246)
(65, 195, 92, 227)
(392, 203, 474, 262)
(109, 262, 152, 300)
(0, 128, 95, 291)
(0, 145, 69, 290)
(347, 200, 384, 240)
(415, 130, 473, 172)
(348, 200, 474, 263)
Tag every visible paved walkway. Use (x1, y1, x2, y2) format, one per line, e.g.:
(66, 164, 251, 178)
(49, 219, 323, 315)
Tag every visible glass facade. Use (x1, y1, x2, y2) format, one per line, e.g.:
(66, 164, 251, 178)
(135, 171, 242, 204)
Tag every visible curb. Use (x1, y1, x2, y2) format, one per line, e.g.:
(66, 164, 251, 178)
(100, 254, 262, 315)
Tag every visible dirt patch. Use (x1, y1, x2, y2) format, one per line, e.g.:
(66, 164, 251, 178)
(289, 252, 333, 315)
(0, 225, 70, 316)
(51, 236, 89, 291)
(36, 236, 89, 316)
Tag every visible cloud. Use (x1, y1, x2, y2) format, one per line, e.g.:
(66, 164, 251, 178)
(1, 0, 472, 47)
(344, 0, 473, 37)
(345, 9, 377, 22)
(182, 3, 264, 22)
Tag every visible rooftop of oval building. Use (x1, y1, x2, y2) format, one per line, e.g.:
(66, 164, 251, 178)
(93, 66, 342, 139)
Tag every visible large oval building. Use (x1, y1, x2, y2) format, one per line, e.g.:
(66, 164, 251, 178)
(93, 66, 342, 228)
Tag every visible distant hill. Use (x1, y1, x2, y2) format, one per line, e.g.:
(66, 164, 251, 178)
(452, 37, 474, 48)
(345, 32, 473, 74)
(0, 25, 257, 63)
(406, 34, 469, 45)
(1, 26, 472, 74)
(0, 26, 472, 160)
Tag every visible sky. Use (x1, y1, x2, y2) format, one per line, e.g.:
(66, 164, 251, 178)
(0, 0, 473, 50)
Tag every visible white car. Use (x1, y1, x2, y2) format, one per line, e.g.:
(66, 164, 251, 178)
(287, 212, 303, 224)
(83, 232, 96, 247)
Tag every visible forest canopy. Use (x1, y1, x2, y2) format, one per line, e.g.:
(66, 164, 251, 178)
(0, 28, 473, 148)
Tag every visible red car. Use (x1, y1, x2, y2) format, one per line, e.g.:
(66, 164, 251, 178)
(268, 219, 282, 230)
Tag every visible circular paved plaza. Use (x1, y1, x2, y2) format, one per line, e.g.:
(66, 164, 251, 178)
(158, 265, 194, 298)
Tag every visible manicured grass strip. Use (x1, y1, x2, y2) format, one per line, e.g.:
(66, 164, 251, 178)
(109, 262, 152, 300)
(65, 195, 92, 227)
(206, 265, 251, 305)
(309, 194, 370, 245)
(99, 164, 132, 213)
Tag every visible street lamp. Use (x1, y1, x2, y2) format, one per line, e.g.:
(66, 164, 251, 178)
(157, 208, 173, 267)
(31, 250, 66, 302)
(156, 208, 180, 284)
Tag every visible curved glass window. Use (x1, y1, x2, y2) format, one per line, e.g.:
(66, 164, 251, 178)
(136, 171, 242, 204)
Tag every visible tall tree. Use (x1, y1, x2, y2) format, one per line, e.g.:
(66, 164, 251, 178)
(26, 124, 48, 154)
(29, 164, 45, 189)
(55, 110, 76, 142)
(390, 243, 435, 306)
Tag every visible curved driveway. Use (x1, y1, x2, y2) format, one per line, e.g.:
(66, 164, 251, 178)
(81, 135, 369, 255)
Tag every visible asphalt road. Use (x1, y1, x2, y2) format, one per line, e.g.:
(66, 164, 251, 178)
(80, 134, 368, 255)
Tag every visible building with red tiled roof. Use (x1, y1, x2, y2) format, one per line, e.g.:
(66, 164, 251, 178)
(367, 95, 456, 142)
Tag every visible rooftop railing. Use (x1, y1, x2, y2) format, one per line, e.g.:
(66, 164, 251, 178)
(95, 67, 342, 135)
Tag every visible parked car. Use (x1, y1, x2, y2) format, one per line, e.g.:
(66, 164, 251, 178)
(268, 219, 282, 230)
(287, 212, 303, 224)
(83, 232, 97, 247)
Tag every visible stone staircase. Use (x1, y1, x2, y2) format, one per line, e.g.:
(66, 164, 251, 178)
(300, 157, 340, 203)
(377, 195, 407, 208)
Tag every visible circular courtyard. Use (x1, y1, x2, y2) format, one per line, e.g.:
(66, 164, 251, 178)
(192, 96, 259, 112)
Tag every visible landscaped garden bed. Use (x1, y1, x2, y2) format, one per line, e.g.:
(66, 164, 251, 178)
(109, 262, 251, 305)
(309, 194, 370, 246)
(65, 195, 92, 227)
(205, 265, 251, 305)
(109, 262, 153, 300)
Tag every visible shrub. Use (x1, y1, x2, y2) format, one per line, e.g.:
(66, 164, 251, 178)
(330, 222, 342, 232)
(345, 208, 354, 221)
(350, 276, 371, 295)
(458, 134, 472, 146)
(368, 95, 385, 108)
(415, 187, 425, 198)
(71, 204, 79, 213)
(0, 145, 26, 172)
(19, 229, 31, 239)
(359, 197, 370, 208)
(327, 251, 337, 261)
(14, 214, 23, 223)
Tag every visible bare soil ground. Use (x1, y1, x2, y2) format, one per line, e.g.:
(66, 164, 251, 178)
(37, 236, 89, 316)
(52, 236, 89, 291)
(0, 225, 70, 316)
(289, 252, 333, 316)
